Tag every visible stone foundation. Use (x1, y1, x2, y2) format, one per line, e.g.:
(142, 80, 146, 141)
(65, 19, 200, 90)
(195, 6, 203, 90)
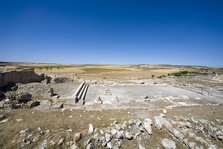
(0, 68, 44, 88)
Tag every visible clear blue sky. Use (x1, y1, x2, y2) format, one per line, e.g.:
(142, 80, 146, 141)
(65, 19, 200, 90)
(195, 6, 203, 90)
(0, 0, 223, 67)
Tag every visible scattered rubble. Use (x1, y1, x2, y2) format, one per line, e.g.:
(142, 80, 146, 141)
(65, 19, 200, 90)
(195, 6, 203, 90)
(7, 116, 223, 149)
(53, 77, 73, 84)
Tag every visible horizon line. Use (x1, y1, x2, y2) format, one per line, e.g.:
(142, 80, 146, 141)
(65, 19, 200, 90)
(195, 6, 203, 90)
(1, 61, 223, 68)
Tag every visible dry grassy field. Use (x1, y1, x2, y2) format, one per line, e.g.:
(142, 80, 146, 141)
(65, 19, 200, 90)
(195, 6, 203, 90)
(1, 63, 221, 79)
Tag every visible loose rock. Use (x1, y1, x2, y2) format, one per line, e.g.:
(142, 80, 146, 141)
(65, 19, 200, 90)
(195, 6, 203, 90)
(107, 142, 112, 149)
(16, 92, 32, 103)
(0, 115, 4, 121)
(143, 118, 153, 135)
(154, 116, 165, 129)
(86, 143, 94, 149)
(16, 119, 23, 122)
(19, 128, 29, 134)
(71, 143, 79, 149)
(116, 131, 124, 139)
(139, 143, 146, 149)
(111, 128, 117, 135)
(48, 88, 54, 97)
(28, 100, 40, 108)
(74, 132, 82, 142)
(52, 103, 64, 109)
(88, 123, 94, 134)
(57, 137, 64, 145)
(105, 133, 112, 142)
(125, 132, 133, 140)
(33, 134, 41, 143)
(161, 138, 176, 149)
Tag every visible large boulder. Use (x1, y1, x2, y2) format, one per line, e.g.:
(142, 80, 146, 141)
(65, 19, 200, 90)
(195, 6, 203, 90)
(16, 92, 32, 103)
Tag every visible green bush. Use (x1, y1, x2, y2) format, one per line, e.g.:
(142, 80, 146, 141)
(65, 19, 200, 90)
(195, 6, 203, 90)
(169, 71, 189, 76)
(168, 70, 208, 77)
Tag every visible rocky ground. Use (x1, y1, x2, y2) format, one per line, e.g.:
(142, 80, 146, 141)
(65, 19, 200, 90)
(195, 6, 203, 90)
(0, 73, 223, 149)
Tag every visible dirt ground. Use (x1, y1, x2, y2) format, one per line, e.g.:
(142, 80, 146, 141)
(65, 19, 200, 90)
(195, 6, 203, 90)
(0, 63, 223, 149)
(1, 105, 223, 148)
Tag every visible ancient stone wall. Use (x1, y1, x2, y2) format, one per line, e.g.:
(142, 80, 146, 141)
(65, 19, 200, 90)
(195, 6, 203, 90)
(0, 68, 44, 88)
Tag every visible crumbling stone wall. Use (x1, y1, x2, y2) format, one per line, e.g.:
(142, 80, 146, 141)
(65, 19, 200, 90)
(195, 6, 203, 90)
(0, 68, 44, 88)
